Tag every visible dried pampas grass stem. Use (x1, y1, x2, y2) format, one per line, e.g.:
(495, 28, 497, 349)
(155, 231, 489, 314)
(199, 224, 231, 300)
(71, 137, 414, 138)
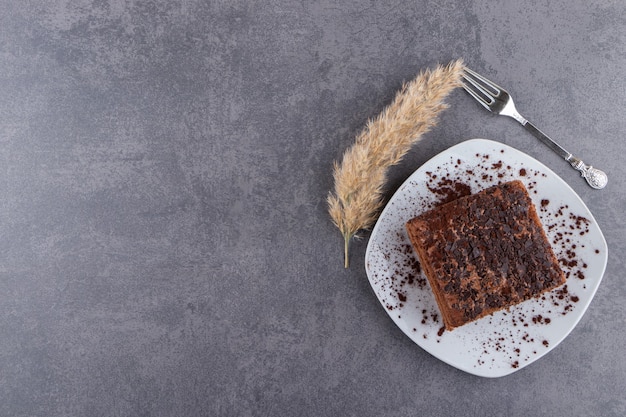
(328, 59, 465, 268)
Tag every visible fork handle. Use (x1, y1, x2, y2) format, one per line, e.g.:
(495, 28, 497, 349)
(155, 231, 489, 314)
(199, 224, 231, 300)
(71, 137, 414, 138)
(521, 121, 570, 159)
(521, 120, 608, 189)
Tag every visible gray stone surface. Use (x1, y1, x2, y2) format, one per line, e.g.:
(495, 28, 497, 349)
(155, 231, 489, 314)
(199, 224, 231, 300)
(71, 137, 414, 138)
(0, 1, 624, 416)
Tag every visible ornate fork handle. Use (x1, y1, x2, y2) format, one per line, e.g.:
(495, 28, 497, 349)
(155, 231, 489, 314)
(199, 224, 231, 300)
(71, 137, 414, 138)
(565, 156, 608, 190)
(519, 118, 608, 189)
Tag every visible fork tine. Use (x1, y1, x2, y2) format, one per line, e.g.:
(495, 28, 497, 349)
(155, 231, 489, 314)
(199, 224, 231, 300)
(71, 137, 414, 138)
(462, 72, 497, 101)
(461, 67, 511, 113)
(461, 82, 492, 112)
(461, 74, 492, 97)
(463, 67, 506, 94)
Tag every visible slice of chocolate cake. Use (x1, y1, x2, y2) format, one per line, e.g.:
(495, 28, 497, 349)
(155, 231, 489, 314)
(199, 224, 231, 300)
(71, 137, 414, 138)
(405, 180, 565, 330)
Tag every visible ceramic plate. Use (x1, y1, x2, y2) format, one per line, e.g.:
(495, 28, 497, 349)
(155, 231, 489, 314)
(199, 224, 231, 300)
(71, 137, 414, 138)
(365, 139, 607, 377)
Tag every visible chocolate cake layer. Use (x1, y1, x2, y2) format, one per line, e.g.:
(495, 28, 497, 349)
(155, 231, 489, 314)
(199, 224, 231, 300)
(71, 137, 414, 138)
(405, 180, 566, 330)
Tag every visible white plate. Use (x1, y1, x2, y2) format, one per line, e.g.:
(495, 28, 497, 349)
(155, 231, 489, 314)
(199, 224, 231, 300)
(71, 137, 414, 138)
(365, 139, 608, 378)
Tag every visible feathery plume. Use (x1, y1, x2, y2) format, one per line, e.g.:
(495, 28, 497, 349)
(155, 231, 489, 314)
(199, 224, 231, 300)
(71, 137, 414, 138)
(328, 59, 465, 268)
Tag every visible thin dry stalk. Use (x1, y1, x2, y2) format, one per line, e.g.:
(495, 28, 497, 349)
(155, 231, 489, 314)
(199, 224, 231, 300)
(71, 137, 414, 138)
(328, 59, 465, 268)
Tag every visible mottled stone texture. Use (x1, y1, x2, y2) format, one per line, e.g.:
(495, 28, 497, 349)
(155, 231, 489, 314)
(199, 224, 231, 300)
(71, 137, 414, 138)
(0, 1, 624, 416)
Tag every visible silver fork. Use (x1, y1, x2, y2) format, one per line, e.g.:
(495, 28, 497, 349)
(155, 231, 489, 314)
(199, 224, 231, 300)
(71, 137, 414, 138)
(461, 67, 608, 189)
